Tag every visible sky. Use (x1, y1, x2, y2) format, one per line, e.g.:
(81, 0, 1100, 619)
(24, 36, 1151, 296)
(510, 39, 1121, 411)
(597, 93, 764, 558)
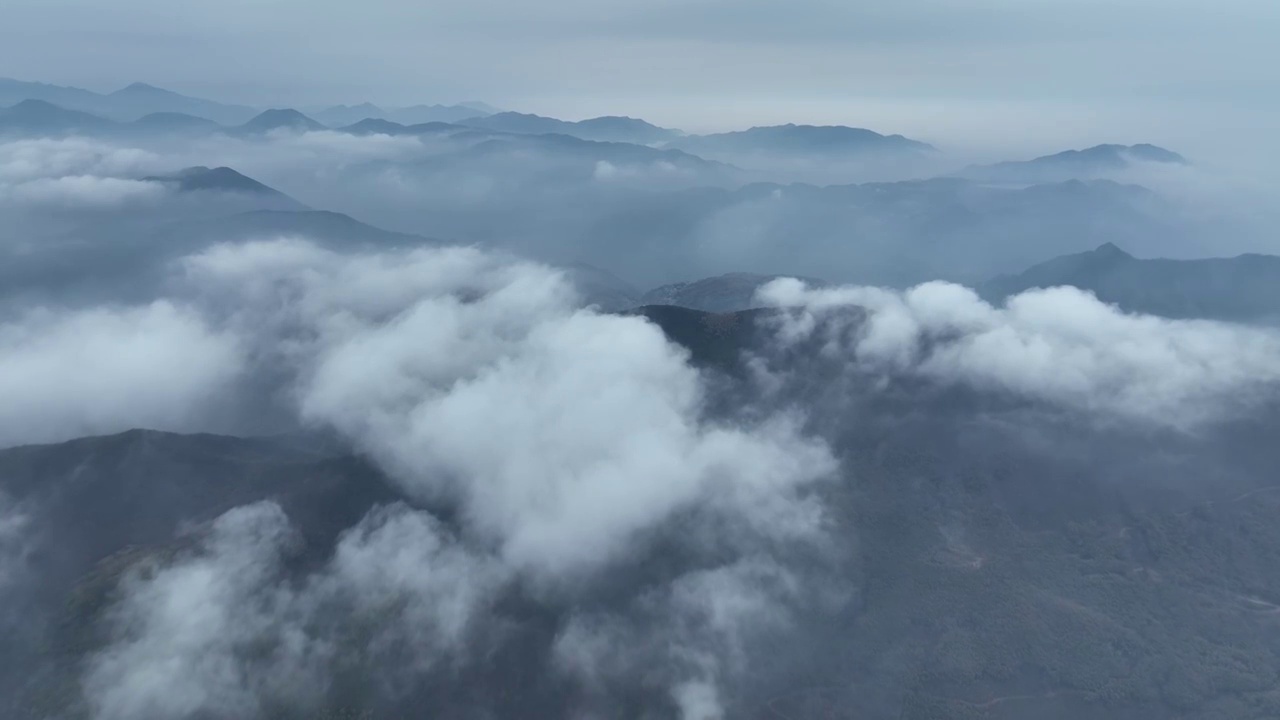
(2, 0, 1279, 150)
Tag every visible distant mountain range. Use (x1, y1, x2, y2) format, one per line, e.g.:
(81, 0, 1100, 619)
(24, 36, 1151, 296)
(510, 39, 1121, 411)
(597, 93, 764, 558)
(386, 131, 739, 191)
(102, 82, 259, 125)
(668, 123, 934, 158)
(636, 242, 1280, 324)
(3, 79, 1200, 196)
(960, 144, 1189, 184)
(0, 89, 943, 170)
(0, 101, 354, 139)
(981, 242, 1280, 322)
(337, 118, 466, 136)
(0, 76, 499, 127)
(0, 97, 676, 145)
(0, 164, 433, 308)
(0, 78, 258, 124)
(457, 112, 682, 144)
(0, 99, 334, 138)
(0, 98, 117, 134)
(312, 102, 499, 127)
(600, 177, 1185, 288)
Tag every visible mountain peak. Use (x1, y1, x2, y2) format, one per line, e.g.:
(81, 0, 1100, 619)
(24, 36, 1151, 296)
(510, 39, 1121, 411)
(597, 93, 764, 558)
(1126, 143, 1188, 164)
(459, 101, 502, 115)
(1093, 242, 1133, 259)
(1, 99, 115, 129)
(961, 143, 1188, 184)
(114, 82, 172, 95)
(239, 108, 326, 132)
(1055, 144, 1186, 166)
(143, 166, 288, 198)
(7, 98, 62, 112)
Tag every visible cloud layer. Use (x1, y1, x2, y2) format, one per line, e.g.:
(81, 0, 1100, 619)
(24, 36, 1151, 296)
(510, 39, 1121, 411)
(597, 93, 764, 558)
(2, 238, 834, 719)
(0, 138, 169, 210)
(0, 301, 242, 447)
(6, 235, 1280, 718)
(177, 239, 835, 575)
(85, 501, 506, 720)
(758, 278, 1280, 428)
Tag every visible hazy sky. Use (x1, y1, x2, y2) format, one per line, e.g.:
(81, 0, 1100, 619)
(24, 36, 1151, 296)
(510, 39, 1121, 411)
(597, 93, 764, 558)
(2, 0, 1278, 149)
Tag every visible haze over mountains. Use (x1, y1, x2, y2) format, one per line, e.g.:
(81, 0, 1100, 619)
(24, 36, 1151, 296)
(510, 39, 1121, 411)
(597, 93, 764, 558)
(2, 78, 1272, 307)
(4, 69, 1280, 720)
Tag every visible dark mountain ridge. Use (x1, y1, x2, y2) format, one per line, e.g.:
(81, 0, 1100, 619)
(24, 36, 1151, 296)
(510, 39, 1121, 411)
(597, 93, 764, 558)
(142, 166, 294, 198)
(982, 243, 1280, 321)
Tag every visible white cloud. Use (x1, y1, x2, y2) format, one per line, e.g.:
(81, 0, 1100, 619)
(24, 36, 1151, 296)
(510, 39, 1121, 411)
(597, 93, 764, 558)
(0, 137, 163, 183)
(48, 238, 841, 717)
(14, 234, 1280, 717)
(85, 501, 504, 720)
(0, 301, 243, 447)
(758, 278, 1280, 428)
(318, 503, 507, 675)
(85, 503, 325, 720)
(4, 175, 166, 207)
(555, 555, 833, 720)
(0, 137, 171, 210)
(182, 239, 835, 577)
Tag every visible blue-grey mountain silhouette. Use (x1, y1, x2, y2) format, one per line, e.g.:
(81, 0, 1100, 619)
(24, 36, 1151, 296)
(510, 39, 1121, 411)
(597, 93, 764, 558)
(234, 108, 327, 134)
(982, 242, 1280, 321)
(961, 144, 1189, 184)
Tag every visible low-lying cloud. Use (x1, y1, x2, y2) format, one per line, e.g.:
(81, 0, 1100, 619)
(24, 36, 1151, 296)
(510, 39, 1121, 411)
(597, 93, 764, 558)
(9, 235, 1280, 718)
(85, 501, 506, 720)
(0, 137, 162, 183)
(178, 238, 834, 572)
(2, 175, 167, 207)
(0, 137, 171, 211)
(0, 237, 838, 718)
(0, 301, 242, 447)
(758, 278, 1280, 428)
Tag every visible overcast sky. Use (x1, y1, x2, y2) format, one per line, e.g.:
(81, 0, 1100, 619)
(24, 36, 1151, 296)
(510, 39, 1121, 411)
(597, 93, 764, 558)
(2, 0, 1278, 150)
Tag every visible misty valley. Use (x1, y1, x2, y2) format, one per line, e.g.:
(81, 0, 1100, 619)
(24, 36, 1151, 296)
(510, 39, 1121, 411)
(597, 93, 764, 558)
(3, 71, 1280, 720)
